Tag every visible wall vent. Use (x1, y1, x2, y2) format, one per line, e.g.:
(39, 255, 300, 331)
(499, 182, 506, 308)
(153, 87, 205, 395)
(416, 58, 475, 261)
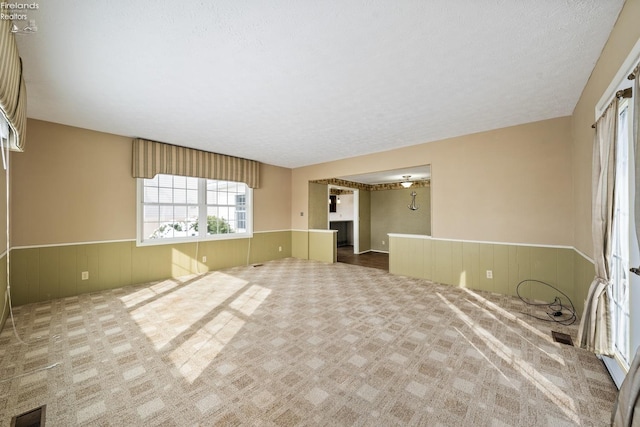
(551, 331, 574, 346)
(10, 405, 46, 427)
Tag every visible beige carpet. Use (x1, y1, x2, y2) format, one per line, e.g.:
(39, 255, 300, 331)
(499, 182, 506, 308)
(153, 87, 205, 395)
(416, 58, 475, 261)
(0, 258, 617, 426)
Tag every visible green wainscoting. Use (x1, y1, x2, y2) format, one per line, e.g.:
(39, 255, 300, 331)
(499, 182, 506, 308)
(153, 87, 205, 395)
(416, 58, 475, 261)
(0, 254, 7, 330)
(292, 230, 337, 264)
(574, 250, 596, 316)
(389, 234, 595, 315)
(9, 231, 291, 306)
(292, 230, 309, 260)
(308, 230, 337, 264)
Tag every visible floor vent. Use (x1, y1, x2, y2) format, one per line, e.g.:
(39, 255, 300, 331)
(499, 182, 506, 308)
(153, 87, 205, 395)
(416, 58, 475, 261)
(11, 405, 46, 427)
(551, 331, 574, 346)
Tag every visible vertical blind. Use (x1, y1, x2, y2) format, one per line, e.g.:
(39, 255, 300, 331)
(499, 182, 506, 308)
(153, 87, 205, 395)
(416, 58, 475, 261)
(132, 138, 261, 189)
(0, 19, 27, 151)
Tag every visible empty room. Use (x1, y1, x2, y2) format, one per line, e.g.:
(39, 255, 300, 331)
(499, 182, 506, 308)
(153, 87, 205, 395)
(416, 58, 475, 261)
(1, 0, 640, 425)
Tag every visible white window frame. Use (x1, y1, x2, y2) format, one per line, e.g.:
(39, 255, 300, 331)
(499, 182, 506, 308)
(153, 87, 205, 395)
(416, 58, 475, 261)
(136, 174, 253, 246)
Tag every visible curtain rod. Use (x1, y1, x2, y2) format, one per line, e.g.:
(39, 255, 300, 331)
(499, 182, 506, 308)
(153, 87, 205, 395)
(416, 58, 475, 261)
(591, 87, 633, 128)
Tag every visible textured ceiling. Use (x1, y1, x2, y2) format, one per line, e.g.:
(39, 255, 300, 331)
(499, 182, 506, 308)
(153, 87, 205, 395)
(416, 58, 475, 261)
(15, 0, 624, 168)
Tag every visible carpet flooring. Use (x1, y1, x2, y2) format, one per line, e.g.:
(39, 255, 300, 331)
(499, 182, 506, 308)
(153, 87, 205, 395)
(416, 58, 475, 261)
(0, 258, 617, 426)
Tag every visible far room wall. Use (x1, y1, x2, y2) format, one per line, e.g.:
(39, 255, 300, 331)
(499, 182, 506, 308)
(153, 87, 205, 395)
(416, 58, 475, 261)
(370, 186, 431, 252)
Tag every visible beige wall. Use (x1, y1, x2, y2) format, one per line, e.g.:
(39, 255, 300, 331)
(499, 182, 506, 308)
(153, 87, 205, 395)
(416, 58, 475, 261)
(254, 163, 292, 232)
(572, 0, 640, 258)
(12, 120, 135, 246)
(11, 119, 292, 247)
(292, 117, 573, 247)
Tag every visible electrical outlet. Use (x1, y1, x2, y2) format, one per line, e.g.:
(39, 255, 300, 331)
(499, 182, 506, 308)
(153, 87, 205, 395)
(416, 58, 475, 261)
(486, 270, 493, 279)
(382, 240, 386, 245)
(202, 256, 207, 263)
(81, 271, 89, 280)
(278, 246, 282, 252)
(300, 212, 304, 216)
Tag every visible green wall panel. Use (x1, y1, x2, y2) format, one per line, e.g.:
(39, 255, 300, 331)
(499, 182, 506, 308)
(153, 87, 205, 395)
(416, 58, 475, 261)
(309, 231, 336, 264)
(492, 245, 509, 296)
(461, 242, 480, 289)
(9, 249, 28, 306)
(433, 240, 453, 285)
(292, 230, 309, 260)
(25, 249, 40, 304)
(59, 246, 78, 298)
(0, 255, 7, 331)
(478, 244, 494, 292)
(6, 231, 595, 322)
(450, 241, 464, 287)
(390, 236, 592, 317)
(573, 252, 595, 316)
(406, 237, 425, 279)
(39, 247, 60, 301)
(423, 238, 433, 280)
(9, 231, 292, 306)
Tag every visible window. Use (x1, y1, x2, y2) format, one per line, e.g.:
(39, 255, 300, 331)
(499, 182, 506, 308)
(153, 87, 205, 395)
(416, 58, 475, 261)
(137, 174, 252, 245)
(235, 194, 247, 230)
(610, 97, 632, 368)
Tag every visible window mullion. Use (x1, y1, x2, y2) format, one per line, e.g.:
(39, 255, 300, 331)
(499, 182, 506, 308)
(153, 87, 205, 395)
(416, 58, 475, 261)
(199, 178, 207, 238)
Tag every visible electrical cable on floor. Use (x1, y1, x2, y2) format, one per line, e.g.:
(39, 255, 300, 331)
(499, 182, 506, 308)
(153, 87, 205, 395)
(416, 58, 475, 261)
(195, 240, 200, 274)
(0, 362, 61, 383)
(1, 120, 48, 346)
(246, 238, 251, 266)
(516, 279, 577, 325)
(1, 124, 27, 344)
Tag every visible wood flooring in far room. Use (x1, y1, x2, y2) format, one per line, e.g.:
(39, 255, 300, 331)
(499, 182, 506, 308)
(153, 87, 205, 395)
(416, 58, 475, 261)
(337, 246, 389, 270)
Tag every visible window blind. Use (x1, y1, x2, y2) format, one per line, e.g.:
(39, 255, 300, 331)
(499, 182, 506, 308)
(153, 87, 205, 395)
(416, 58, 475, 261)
(0, 20, 26, 151)
(132, 138, 261, 189)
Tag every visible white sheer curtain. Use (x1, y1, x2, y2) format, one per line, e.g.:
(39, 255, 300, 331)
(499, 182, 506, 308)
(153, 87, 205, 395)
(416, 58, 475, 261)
(577, 98, 618, 356)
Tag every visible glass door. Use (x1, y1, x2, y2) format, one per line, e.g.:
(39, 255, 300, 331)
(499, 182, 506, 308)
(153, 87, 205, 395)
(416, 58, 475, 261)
(606, 95, 638, 387)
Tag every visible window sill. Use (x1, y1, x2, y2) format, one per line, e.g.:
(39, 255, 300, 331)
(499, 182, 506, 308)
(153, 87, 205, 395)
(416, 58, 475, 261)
(136, 232, 254, 247)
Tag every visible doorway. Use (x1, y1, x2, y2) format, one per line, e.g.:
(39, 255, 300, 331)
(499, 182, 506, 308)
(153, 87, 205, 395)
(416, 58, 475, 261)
(604, 91, 639, 388)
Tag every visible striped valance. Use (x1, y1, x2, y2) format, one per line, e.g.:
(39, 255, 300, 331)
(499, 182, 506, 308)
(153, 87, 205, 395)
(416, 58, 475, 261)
(0, 19, 27, 151)
(132, 138, 260, 189)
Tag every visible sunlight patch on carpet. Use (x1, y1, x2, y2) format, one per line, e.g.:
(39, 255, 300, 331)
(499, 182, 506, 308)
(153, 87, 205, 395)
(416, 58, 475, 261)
(437, 292, 579, 423)
(168, 284, 270, 383)
(125, 272, 248, 351)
